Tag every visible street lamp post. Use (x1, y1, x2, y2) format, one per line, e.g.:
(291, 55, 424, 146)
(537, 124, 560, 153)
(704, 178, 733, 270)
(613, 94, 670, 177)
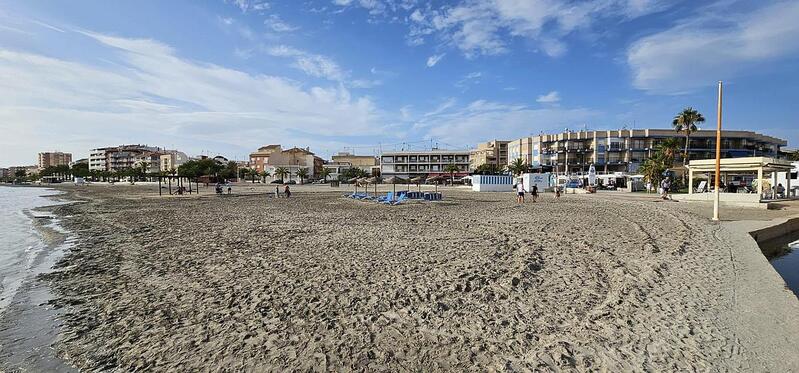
(713, 81, 723, 221)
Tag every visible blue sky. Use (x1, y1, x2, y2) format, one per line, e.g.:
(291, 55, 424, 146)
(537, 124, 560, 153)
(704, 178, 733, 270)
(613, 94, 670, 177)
(1, 0, 798, 166)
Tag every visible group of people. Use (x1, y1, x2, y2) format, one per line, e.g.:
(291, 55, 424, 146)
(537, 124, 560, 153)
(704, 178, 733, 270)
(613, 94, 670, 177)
(515, 181, 550, 204)
(274, 184, 291, 198)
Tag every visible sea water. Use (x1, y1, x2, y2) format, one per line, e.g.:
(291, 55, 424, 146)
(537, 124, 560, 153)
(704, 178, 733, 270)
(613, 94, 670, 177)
(0, 185, 75, 372)
(0, 186, 69, 315)
(770, 239, 799, 298)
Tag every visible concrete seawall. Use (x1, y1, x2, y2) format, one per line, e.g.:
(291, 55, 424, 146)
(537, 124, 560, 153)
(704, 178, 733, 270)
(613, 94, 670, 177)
(717, 216, 799, 370)
(749, 217, 799, 244)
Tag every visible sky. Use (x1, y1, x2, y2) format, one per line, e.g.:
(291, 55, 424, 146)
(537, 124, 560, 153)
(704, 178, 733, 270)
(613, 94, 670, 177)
(0, 0, 797, 166)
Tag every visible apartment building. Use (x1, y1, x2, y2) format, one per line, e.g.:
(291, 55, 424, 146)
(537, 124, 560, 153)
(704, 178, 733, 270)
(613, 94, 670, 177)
(88, 145, 165, 172)
(507, 128, 787, 175)
(38, 152, 73, 170)
(470, 140, 509, 170)
(264, 147, 324, 181)
(0, 168, 10, 179)
(249, 145, 282, 173)
(159, 151, 189, 172)
(322, 152, 379, 179)
(380, 150, 471, 179)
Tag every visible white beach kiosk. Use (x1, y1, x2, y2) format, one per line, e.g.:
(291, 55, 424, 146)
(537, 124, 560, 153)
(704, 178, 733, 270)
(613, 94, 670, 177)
(681, 157, 796, 208)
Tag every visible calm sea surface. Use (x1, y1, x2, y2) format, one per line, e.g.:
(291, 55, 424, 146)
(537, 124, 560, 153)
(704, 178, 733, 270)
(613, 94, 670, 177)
(770, 239, 799, 298)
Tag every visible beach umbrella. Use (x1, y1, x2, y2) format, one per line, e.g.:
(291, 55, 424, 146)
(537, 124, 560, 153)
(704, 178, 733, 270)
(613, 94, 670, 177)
(427, 175, 444, 193)
(385, 176, 406, 195)
(348, 177, 359, 193)
(365, 176, 379, 195)
(410, 176, 425, 192)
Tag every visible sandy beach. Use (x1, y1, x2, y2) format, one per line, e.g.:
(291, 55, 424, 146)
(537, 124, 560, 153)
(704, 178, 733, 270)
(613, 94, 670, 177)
(19, 184, 799, 371)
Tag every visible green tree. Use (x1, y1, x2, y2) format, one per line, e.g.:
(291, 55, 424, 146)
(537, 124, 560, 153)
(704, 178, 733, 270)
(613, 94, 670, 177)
(14, 169, 26, 179)
(71, 163, 90, 178)
(340, 167, 368, 181)
(656, 137, 682, 168)
(443, 163, 459, 185)
(788, 150, 799, 161)
(319, 167, 332, 182)
(274, 167, 289, 183)
(473, 163, 505, 175)
(260, 170, 270, 183)
(296, 168, 309, 184)
(672, 107, 705, 164)
(507, 158, 528, 176)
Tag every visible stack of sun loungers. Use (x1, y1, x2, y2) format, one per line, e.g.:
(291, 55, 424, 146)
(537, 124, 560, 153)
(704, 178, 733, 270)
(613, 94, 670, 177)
(345, 190, 441, 205)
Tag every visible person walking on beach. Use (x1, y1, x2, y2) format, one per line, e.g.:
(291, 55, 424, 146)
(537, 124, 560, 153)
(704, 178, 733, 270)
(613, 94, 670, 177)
(660, 177, 672, 200)
(555, 186, 561, 199)
(530, 185, 538, 203)
(275, 185, 280, 198)
(516, 180, 525, 204)
(284, 184, 291, 198)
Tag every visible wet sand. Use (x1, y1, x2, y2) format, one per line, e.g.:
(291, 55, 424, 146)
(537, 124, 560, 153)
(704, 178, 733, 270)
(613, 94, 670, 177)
(32, 184, 799, 370)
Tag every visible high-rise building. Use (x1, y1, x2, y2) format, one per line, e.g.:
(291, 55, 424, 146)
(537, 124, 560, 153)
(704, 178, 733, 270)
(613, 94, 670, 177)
(38, 151, 72, 170)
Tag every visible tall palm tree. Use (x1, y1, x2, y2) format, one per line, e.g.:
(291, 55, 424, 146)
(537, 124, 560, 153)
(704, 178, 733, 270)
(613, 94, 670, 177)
(672, 107, 705, 164)
(260, 170, 270, 183)
(443, 163, 459, 185)
(274, 167, 288, 183)
(507, 158, 527, 176)
(296, 168, 309, 184)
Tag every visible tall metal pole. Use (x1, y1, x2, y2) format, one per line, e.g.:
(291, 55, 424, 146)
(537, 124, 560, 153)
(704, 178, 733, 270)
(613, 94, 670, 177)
(713, 81, 723, 221)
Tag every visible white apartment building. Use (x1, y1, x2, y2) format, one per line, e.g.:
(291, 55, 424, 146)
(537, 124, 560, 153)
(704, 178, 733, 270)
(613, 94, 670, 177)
(380, 150, 471, 179)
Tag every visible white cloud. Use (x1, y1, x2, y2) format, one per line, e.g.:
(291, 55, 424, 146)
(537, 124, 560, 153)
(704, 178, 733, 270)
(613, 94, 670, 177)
(228, 0, 270, 13)
(266, 45, 345, 81)
(0, 32, 382, 165)
(407, 0, 667, 58)
(426, 53, 445, 67)
(413, 98, 598, 146)
(536, 90, 560, 103)
(264, 14, 299, 32)
(627, 1, 799, 93)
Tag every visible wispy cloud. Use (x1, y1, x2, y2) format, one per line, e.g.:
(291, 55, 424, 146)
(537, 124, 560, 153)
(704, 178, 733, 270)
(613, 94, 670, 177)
(536, 91, 560, 103)
(627, 1, 799, 94)
(0, 31, 382, 164)
(266, 45, 345, 81)
(264, 14, 299, 32)
(414, 98, 598, 146)
(426, 53, 445, 67)
(404, 0, 669, 58)
(227, 0, 270, 13)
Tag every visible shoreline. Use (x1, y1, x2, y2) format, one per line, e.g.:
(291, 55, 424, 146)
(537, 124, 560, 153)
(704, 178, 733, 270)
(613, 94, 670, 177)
(0, 188, 77, 372)
(9, 184, 799, 370)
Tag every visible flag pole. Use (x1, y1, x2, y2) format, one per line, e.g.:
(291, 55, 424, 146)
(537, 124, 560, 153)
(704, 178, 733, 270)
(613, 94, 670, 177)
(713, 81, 723, 221)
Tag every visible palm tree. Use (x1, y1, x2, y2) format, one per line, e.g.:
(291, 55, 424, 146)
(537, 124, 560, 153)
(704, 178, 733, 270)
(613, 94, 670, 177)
(296, 168, 309, 184)
(274, 167, 288, 183)
(260, 170, 270, 183)
(443, 163, 459, 185)
(672, 107, 705, 164)
(507, 158, 527, 176)
(656, 137, 682, 168)
(319, 168, 332, 182)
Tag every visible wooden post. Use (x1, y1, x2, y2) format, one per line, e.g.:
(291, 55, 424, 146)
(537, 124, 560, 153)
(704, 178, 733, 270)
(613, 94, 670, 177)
(713, 81, 722, 221)
(688, 167, 693, 194)
(168, 177, 172, 195)
(159, 176, 162, 196)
